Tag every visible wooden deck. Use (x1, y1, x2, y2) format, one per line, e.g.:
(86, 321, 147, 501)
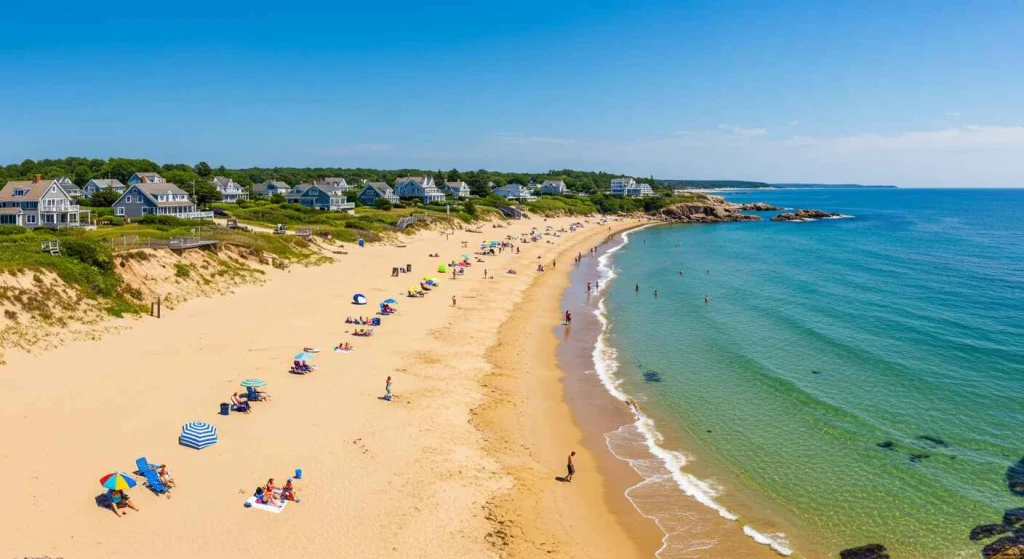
(169, 237, 220, 250)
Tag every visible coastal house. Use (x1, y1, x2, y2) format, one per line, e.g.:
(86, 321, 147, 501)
(285, 184, 355, 211)
(112, 182, 212, 219)
(83, 178, 126, 197)
(393, 176, 446, 203)
(55, 176, 82, 198)
(610, 177, 654, 198)
(253, 181, 291, 197)
(316, 177, 353, 191)
(213, 176, 249, 203)
(127, 172, 165, 185)
(493, 183, 537, 202)
(0, 175, 91, 229)
(357, 182, 400, 206)
(540, 180, 568, 195)
(440, 181, 471, 199)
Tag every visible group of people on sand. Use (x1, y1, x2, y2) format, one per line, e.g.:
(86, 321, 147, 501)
(352, 328, 374, 337)
(253, 477, 300, 508)
(346, 316, 374, 325)
(232, 385, 270, 413)
(107, 464, 176, 517)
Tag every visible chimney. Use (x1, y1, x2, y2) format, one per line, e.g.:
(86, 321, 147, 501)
(141, 176, 148, 184)
(34, 174, 41, 183)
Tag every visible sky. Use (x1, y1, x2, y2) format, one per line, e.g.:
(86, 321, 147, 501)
(1, 0, 1023, 186)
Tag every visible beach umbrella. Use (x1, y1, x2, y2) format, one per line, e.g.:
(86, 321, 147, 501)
(99, 472, 137, 491)
(353, 293, 367, 305)
(382, 298, 397, 305)
(437, 264, 447, 273)
(294, 351, 316, 361)
(240, 378, 266, 388)
(460, 253, 470, 260)
(179, 421, 218, 450)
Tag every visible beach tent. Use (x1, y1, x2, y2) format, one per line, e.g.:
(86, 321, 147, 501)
(353, 293, 367, 305)
(179, 421, 218, 450)
(382, 298, 397, 305)
(437, 264, 447, 273)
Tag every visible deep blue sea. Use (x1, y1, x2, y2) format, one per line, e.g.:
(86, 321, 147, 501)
(594, 189, 1024, 558)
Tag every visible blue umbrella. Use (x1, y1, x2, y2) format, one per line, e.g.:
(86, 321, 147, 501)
(294, 352, 315, 361)
(382, 298, 397, 305)
(353, 293, 367, 305)
(179, 421, 218, 450)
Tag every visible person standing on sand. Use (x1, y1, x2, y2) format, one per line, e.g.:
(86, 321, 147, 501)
(566, 451, 576, 482)
(452, 295, 457, 307)
(484, 269, 488, 279)
(587, 282, 591, 293)
(385, 376, 393, 401)
(564, 310, 572, 325)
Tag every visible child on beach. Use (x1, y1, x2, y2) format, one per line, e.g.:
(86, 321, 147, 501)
(384, 376, 393, 401)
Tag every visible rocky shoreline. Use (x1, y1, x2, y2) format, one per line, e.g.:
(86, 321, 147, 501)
(771, 209, 843, 221)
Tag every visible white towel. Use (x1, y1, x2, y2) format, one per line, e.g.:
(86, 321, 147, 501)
(245, 497, 288, 513)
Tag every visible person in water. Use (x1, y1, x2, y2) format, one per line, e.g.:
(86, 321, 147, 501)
(654, 290, 659, 297)
(564, 310, 572, 325)
(635, 283, 639, 292)
(705, 294, 709, 304)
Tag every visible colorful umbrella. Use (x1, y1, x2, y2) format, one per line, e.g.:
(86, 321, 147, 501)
(240, 378, 266, 388)
(294, 352, 316, 361)
(100, 472, 137, 491)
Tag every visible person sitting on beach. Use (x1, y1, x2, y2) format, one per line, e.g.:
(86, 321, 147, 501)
(108, 489, 139, 517)
(254, 486, 281, 507)
(232, 393, 251, 413)
(281, 478, 300, 502)
(303, 347, 319, 353)
(157, 465, 176, 487)
(252, 385, 271, 401)
(298, 361, 314, 372)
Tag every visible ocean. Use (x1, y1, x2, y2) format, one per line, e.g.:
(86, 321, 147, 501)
(588, 189, 1024, 558)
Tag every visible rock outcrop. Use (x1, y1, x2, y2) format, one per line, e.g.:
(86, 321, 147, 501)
(839, 543, 890, 559)
(655, 203, 761, 224)
(737, 202, 782, 211)
(973, 524, 1014, 541)
(771, 209, 842, 221)
(983, 535, 1024, 559)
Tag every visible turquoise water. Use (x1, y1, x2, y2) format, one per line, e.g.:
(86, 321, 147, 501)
(600, 189, 1024, 558)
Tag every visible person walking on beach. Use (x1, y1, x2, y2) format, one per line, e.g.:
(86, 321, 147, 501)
(385, 376, 393, 401)
(452, 295, 457, 307)
(564, 309, 572, 325)
(587, 282, 591, 293)
(484, 269, 488, 279)
(566, 451, 576, 482)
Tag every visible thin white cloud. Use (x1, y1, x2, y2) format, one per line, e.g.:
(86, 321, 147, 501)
(945, 111, 962, 117)
(787, 120, 800, 128)
(489, 133, 576, 145)
(718, 124, 769, 137)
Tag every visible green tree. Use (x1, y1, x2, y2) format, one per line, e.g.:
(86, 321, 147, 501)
(193, 161, 212, 177)
(448, 168, 461, 181)
(270, 193, 286, 204)
(373, 198, 393, 211)
(85, 189, 120, 207)
(463, 199, 477, 217)
(192, 180, 223, 206)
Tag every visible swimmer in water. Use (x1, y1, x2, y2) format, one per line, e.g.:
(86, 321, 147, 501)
(705, 294, 709, 303)
(635, 283, 639, 292)
(654, 290, 659, 297)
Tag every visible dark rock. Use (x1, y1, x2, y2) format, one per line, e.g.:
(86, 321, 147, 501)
(1004, 508, 1024, 527)
(908, 453, 930, 463)
(982, 535, 1024, 558)
(972, 524, 1013, 541)
(839, 543, 890, 559)
(771, 209, 842, 221)
(1007, 458, 1024, 496)
(812, 370, 823, 375)
(876, 441, 895, 450)
(642, 371, 662, 383)
(917, 435, 949, 447)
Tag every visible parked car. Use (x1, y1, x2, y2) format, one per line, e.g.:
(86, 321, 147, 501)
(273, 224, 287, 234)
(213, 208, 229, 217)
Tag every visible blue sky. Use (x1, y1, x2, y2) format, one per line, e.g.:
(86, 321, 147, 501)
(1, 0, 1023, 186)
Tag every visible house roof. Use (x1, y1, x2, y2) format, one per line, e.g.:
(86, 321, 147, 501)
(124, 182, 194, 207)
(213, 176, 233, 187)
(0, 179, 59, 201)
(362, 183, 395, 196)
(133, 172, 164, 180)
(318, 177, 347, 184)
(88, 179, 125, 188)
(444, 181, 467, 188)
(395, 176, 428, 184)
(0, 207, 23, 215)
(266, 181, 290, 189)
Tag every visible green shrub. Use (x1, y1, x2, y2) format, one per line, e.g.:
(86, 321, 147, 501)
(0, 225, 27, 236)
(62, 239, 115, 272)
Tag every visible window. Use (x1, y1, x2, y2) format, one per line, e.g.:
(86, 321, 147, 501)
(115, 207, 125, 216)
(26, 214, 37, 224)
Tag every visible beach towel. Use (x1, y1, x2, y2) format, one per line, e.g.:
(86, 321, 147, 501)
(244, 496, 288, 513)
(332, 348, 354, 354)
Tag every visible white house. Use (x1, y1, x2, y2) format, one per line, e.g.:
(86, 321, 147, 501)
(127, 172, 165, 185)
(83, 179, 126, 197)
(540, 180, 568, 195)
(393, 176, 446, 203)
(213, 176, 249, 203)
(440, 181, 470, 199)
(316, 177, 353, 191)
(493, 183, 537, 202)
(610, 177, 654, 198)
(0, 175, 91, 229)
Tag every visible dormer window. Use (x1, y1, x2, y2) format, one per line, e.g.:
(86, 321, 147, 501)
(13, 189, 27, 197)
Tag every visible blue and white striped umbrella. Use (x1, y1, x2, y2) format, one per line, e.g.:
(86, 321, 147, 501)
(179, 421, 218, 450)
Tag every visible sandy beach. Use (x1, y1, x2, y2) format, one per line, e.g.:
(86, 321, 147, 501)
(0, 215, 652, 558)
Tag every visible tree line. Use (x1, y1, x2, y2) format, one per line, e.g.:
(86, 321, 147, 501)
(1, 157, 670, 199)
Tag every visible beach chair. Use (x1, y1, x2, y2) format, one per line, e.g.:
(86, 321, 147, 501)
(135, 457, 169, 494)
(246, 386, 265, 402)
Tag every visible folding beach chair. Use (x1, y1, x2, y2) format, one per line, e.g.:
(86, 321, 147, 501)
(135, 457, 169, 494)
